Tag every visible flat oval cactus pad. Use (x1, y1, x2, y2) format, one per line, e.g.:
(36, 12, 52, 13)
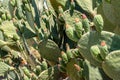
(102, 50, 120, 80)
(38, 39, 61, 63)
(77, 31, 120, 67)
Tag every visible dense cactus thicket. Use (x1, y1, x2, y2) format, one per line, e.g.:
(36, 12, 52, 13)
(0, 0, 120, 80)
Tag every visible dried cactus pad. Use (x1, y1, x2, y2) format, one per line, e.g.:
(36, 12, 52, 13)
(38, 39, 61, 62)
(102, 50, 120, 80)
(77, 31, 120, 66)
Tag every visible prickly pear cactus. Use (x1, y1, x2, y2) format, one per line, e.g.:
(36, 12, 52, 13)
(64, 10, 83, 42)
(38, 39, 61, 63)
(66, 58, 83, 80)
(76, 0, 94, 14)
(102, 0, 120, 27)
(83, 59, 111, 80)
(38, 65, 61, 80)
(102, 50, 120, 80)
(78, 31, 120, 66)
(0, 0, 120, 79)
(0, 61, 14, 76)
(0, 21, 19, 41)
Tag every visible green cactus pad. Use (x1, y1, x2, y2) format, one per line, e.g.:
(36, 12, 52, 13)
(66, 59, 83, 80)
(0, 21, 18, 38)
(102, 0, 120, 26)
(0, 61, 14, 76)
(64, 10, 82, 28)
(38, 39, 61, 63)
(64, 10, 82, 42)
(7, 71, 20, 80)
(83, 59, 111, 80)
(97, 4, 116, 33)
(38, 65, 60, 80)
(76, 0, 93, 14)
(77, 31, 120, 67)
(102, 50, 120, 80)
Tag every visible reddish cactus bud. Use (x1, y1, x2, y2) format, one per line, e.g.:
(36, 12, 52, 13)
(81, 14, 87, 19)
(61, 51, 68, 63)
(101, 41, 106, 46)
(74, 64, 81, 71)
(21, 57, 27, 65)
(58, 6, 63, 14)
(65, 24, 70, 29)
(75, 18, 80, 23)
(66, 43, 70, 51)
(58, 57, 62, 61)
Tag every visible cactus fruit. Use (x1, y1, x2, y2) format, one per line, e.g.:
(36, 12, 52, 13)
(6, 12, 12, 20)
(0, 0, 120, 79)
(23, 74, 30, 80)
(65, 24, 79, 42)
(58, 57, 66, 68)
(21, 67, 31, 78)
(41, 60, 48, 70)
(66, 59, 82, 80)
(1, 13, 6, 20)
(78, 31, 120, 67)
(24, 3, 31, 12)
(35, 65, 41, 75)
(58, 6, 64, 14)
(99, 40, 109, 60)
(81, 14, 90, 32)
(90, 45, 103, 62)
(61, 51, 68, 63)
(93, 14, 104, 33)
(66, 43, 74, 59)
(74, 18, 83, 38)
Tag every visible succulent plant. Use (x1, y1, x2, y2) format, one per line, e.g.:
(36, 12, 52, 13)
(0, 0, 120, 80)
